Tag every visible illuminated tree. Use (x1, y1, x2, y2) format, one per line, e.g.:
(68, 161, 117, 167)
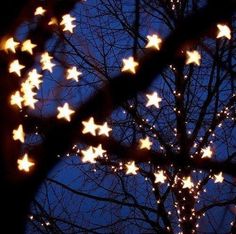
(1, 0, 236, 233)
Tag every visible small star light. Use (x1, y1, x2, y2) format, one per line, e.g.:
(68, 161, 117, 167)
(34, 6, 46, 16)
(27, 69, 42, 89)
(93, 144, 106, 157)
(186, 50, 201, 66)
(57, 103, 75, 122)
(146, 91, 162, 108)
(9, 59, 25, 76)
(81, 146, 97, 164)
(125, 161, 139, 175)
(66, 66, 82, 82)
(82, 117, 98, 136)
(145, 34, 162, 50)
(60, 14, 76, 33)
(98, 122, 112, 137)
(4, 37, 19, 53)
(10, 91, 24, 108)
(182, 176, 194, 189)
(139, 136, 152, 150)
(40, 52, 55, 72)
(21, 39, 36, 55)
(201, 146, 213, 159)
(17, 153, 35, 172)
(154, 170, 166, 183)
(121, 56, 139, 74)
(214, 172, 224, 183)
(21, 82, 38, 109)
(217, 24, 231, 40)
(12, 124, 25, 143)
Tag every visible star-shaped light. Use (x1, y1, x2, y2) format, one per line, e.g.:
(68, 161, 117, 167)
(214, 172, 224, 183)
(93, 144, 106, 157)
(17, 154, 35, 172)
(146, 91, 162, 108)
(13, 124, 25, 143)
(125, 161, 139, 175)
(41, 59, 55, 72)
(154, 170, 166, 183)
(217, 24, 231, 40)
(23, 90, 38, 109)
(4, 37, 19, 53)
(182, 176, 194, 189)
(21, 81, 38, 109)
(66, 66, 82, 82)
(81, 146, 97, 164)
(57, 103, 75, 121)
(60, 14, 76, 33)
(98, 122, 112, 137)
(10, 91, 24, 108)
(34, 6, 46, 16)
(40, 52, 55, 72)
(139, 136, 152, 150)
(9, 59, 25, 76)
(145, 34, 162, 50)
(121, 56, 139, 74)
(186, 50, 201, 66)
(201, 146, 213, 159)
(21, 39, 36, 55)
(82, 117, 97, 136)
(27, 69, 42, 89)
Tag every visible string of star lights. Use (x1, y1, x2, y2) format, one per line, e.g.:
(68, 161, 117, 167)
(2, 5, 79, 172)
(2, 2, 235, 232)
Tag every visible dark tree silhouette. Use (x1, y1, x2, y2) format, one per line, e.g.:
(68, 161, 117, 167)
(0, 0, 236, 233)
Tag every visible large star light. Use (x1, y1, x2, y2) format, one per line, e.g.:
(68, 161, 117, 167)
(145, 34, 162, 50)
(17, 154, 35, 172)
(121, 56, 139, 74)
(146, 92, 162, 108)
(57, 103, 75, 121)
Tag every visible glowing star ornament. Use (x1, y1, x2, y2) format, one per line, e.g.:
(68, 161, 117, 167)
(186, 50, 201, 66)
(27, 69, 42, 89)
(40, 52, 55, 72)
(4, 37, 19, 53)
(60, 14, 76, 33)
(154, 170, 166, 183)
(34, 6, 46, 16)
(21, 39, 36, 55)
(182, 176, 194, 189)
(125, 161, 139, 175)
(98, 122, 112, 137)
(81, 146, 97, 164)
(201, 146, 213, 159)
(23, 90, 38, 109)
(66, 66, 82, 82)
(82, 117, 97, 136)
(10, 91, 24, 108)
(17, 154, 35, 172)
(146, 92, 162, 108)
(145, 34, 162, 50)
(217, 24, 231, 40)
(9, 59, 25, 76)
(214, 172, 224, 183)
(139, 136, 152, 150)
(93, 144, 106, 157)
(121, 56, 139, 74)
(57, 103, 75, 122)
(13, 124, 25, 143)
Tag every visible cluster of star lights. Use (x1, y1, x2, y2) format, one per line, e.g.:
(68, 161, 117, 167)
(3, 4, 232, 224)
(5, 6, 230, 181)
